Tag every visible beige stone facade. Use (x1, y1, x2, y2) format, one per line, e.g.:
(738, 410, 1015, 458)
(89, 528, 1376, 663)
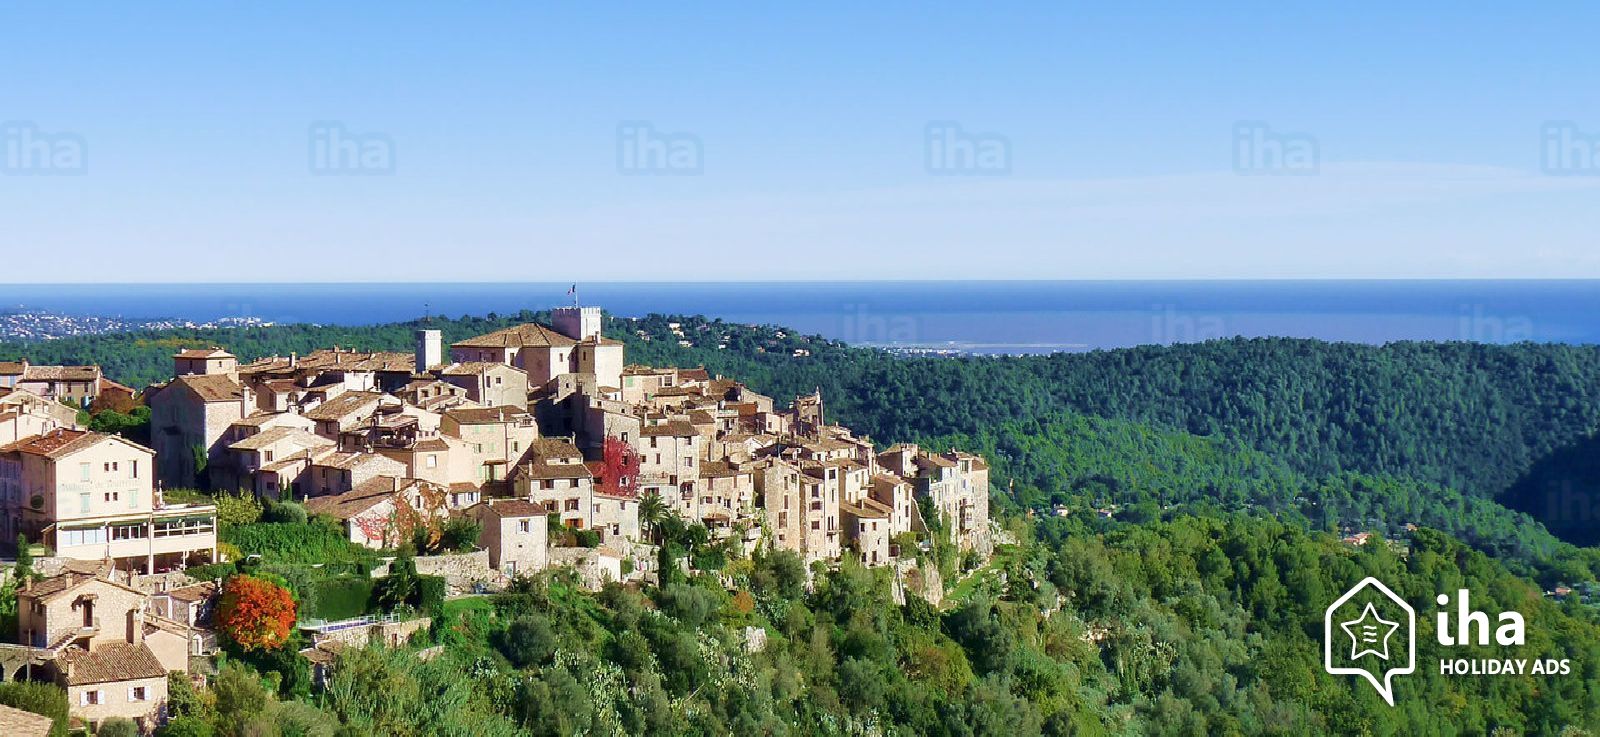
(2, 430, 216, 573)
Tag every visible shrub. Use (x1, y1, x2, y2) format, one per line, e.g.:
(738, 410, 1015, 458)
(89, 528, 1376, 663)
(417, 575, 446, 616)
(152, 719, 212, 735)
(223, 519, 374, 565)
(185, 562, 237, 582)
(657, 583, 717, 627)
(97, 717, 139, 737)
(155, 717, 214, 737)
(0, 681, 69, 737)
(311, 577, 376, 621)
(215, 492, 263, 527)
(493, 614, 556, 668)
(263, 500, 308, 525)
(437, 517, 481, 553)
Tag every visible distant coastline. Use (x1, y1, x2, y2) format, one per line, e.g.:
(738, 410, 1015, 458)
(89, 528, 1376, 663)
(3, 280, 1598, 352)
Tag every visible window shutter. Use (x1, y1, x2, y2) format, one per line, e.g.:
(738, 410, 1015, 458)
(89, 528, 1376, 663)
(129, 686, 136, 701)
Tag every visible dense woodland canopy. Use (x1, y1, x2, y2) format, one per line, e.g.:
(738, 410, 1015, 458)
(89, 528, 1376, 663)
(7, 311, 1600, 734)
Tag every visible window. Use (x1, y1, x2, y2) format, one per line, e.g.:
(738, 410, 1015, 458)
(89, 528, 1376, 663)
(426, 454, 437, 469)
(130, 460, 137, 479)
(104, 491, 119, 503)
(263, 450, 274, 463)
(79, 493, 91, 513)
(564, 499, 579, 511)
(518, 520, 531, 533)
(811, 521, 820, 530)
(111, 525, 146, 541)
(79, 463, 91, 482)
(81, 690, 101, 706)
(130, 686, 148, 701)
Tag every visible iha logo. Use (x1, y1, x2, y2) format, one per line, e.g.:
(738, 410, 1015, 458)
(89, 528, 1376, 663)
(1325, 578, 1569, 706)
(1325, 578, 1414, 706)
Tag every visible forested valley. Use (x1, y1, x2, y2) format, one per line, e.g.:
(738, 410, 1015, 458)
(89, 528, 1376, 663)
(6, 311, 1600, 735)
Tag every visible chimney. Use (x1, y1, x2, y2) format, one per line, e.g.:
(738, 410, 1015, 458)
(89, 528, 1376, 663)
(289, 352, 298, 369)
(415, 329, 443, 373)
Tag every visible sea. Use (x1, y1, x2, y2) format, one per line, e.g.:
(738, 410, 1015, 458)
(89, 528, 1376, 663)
(3, 281, 1599, 355)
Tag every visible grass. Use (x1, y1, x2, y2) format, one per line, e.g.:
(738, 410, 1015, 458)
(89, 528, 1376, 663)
(942, 543, 1021, 609)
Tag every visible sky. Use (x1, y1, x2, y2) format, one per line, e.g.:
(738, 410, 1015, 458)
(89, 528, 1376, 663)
(4, 3, 1600, 282)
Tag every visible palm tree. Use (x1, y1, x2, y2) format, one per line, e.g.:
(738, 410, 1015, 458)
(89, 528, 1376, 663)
(639, 491, 667, 543)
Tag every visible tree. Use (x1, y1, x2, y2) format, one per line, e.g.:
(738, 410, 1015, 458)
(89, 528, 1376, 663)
(494, 613, 557, 668)
(373, 555, 419, 611)
(210, 663, 272, 737)
(15, 533, 33, 582)
(0, 681, 69, 737)
(639, 492, 667, 542)
(216, 575, 296, 652)
(214, 491, 263, 528)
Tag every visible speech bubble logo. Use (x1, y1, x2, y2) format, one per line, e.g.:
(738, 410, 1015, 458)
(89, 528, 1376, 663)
(1325, 577, 1415, 706)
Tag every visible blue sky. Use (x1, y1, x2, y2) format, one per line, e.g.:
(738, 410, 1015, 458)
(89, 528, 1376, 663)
(5, 3, 1600, 282)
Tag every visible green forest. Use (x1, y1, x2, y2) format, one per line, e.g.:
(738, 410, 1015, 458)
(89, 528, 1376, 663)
(6, 311, 1600, 734)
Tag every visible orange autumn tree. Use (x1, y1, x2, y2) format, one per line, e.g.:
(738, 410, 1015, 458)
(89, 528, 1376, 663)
(216, 574, 296, 651)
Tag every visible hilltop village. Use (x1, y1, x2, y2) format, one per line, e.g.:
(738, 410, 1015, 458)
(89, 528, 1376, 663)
(0, 305, 992, 733)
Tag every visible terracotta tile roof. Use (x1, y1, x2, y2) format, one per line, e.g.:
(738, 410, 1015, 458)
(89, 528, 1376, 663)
(699, 461, 744, 478)
(174, 348, 234, 359)
(641, 421, 697, 438)
(164, 580, 220, 602)
(527, 437, 581, 458)
(60, 642, 168, 685)
(313, 451, 399, 471)
(229, 426, 331, 452)
(677, 368, 710, 381)
(476, 499, 544, 518)
(174, 373, 244, 403)
(453, 323, 577, 349)
(0, 361, 26, 376)
(22, 365, 100, 382)
(304, 391, 383, 421)
(444, 406, 529, 424)
(439, 361, 509, 376)
(3, 429, 152, 460)
(515, 461, 593, 481)
(0, 703, 53, 737)
(304, 477, 410, 519)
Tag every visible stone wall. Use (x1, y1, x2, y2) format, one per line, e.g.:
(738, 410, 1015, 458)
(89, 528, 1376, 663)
(371, 550, 496, 594)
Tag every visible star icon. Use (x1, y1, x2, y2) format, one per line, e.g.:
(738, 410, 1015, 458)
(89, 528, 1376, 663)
(1340, 602, 1400, 661)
